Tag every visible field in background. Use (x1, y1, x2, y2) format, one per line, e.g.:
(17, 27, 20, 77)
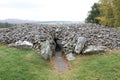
(0, 45, 120, 80)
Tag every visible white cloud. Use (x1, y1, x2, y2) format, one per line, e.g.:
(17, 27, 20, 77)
(0, 0, 99, 21)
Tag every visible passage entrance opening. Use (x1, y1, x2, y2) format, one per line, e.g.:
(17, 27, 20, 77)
(54, 38, 62, 51)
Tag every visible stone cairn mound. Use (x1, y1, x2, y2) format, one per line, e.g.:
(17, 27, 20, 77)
(0, 23, 120, 59)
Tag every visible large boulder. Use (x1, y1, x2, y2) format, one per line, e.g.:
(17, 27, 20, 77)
(8, 40, 33, 49)
(40, 40, 53, 60)
(74, 37, 87, 54)
(83, 45, 106, 54)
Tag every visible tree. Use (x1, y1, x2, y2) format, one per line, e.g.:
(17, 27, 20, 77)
(112, 0, 120, 27)
(0, 22, 13, 28)
(97, 0, 120, 27)
(85, 3, 100, 24)
(85, 0, 120, 27)
(97, 1, 114, 27)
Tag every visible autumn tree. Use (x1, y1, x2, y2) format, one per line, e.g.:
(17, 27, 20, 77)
(97, 0, 114, 27)
(97, 0, 120, 27)
(112, 0, 120, 27)
(86, 0, 120, 27)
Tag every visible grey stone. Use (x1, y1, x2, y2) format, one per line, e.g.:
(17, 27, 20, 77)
(8, 40, 33, 49)
(83, 45, 106, 54)
(40, 40, 53, 60)
(74, 37, 87, 54)
(66, 53, 75, 61)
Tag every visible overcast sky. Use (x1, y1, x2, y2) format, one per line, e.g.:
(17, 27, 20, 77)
(0, 0, 99, 21)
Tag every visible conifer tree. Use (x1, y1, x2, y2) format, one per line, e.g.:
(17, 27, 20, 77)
(85, 3, 100, 24)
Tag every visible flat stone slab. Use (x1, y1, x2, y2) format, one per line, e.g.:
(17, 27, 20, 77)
(52, 51, 69, 72)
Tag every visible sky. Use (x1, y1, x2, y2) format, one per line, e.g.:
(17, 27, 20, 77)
(0, 0, 99, 21)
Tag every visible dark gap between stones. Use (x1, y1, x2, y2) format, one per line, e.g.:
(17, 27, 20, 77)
(54, 38, 62, 52)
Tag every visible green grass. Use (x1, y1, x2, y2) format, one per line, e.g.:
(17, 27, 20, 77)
(70, 53, 120, 80)
(0, 45, 51, 80)
(0, 45, 120, 80)
(117, 27, 120, 32)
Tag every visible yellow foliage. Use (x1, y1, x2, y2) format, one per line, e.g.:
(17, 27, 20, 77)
(97, 0, 120, 27)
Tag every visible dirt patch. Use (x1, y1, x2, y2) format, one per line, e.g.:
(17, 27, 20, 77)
(51, 51, 69, 72)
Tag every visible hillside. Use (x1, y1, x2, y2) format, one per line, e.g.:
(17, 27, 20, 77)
(0, 19, 83, 24)
(0, 19, 38, 24)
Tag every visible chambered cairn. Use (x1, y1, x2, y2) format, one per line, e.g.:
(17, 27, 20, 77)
(0, 23, 120, 60)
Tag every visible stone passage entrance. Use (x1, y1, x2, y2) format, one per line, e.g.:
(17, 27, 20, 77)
(54, 38, 62, 51)
(52, 38, 69, 72)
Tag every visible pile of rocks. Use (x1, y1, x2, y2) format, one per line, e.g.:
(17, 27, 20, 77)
(0, 23, 120, 59)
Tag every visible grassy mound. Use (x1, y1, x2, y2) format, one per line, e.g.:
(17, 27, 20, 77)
(0, 45, 120, 80)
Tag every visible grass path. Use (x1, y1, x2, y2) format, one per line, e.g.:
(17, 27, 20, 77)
(0, 45, 120, 80)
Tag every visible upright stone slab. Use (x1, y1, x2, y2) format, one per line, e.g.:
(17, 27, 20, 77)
(74, 37, 87, 54)
(40, 40, 53, 60)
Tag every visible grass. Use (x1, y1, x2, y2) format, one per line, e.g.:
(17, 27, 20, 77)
(0, 45, 51, 80)
(0, 45, 120, 80)
(117, 27, 120, 32)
